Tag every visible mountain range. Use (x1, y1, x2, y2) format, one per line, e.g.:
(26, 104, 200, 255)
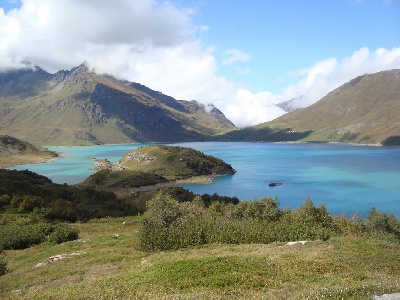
(221, 69, 400, 146)
(0, 63, 235, 145)
(0, 64, 399, 146)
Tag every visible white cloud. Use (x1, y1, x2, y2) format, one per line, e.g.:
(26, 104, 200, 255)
(223, 89, 286, 127)
(0, 0, 191, 71)
(222, 49, 251, 65)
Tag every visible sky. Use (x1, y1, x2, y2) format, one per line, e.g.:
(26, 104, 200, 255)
(0, 0, 399, 127)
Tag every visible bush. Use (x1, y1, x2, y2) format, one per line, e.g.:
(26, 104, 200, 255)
(18, 195, 43, 212)
(366, 207, 400, 238)
(0, 255, 7, 276)
(0, 224, 48, 250)
(46, 199, 77, 222)
(137, 193, 333, 251)
(0, 194, 11, 207)
(48, 224, 79, 244)
(137, 194, 400, 252)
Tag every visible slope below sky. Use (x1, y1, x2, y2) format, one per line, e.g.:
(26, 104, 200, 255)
(256, 69, 400, 145)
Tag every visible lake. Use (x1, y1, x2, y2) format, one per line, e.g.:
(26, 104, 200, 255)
(9, 142, 400, 217)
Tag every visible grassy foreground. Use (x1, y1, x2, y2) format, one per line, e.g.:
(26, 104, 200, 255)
(1, 217, 399, 299)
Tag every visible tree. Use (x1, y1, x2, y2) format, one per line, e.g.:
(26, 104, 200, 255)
(0, 194, 11, 207)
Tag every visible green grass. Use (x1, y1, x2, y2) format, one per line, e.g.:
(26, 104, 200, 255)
(1, 217, 399, 299)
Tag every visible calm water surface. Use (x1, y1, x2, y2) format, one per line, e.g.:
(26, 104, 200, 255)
(10, 142, 400, 217)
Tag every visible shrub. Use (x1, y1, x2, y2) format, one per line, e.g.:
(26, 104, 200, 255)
(48, 224, 79, 244)
(366, 207, 400, 238)
(0, 255, 7, 276)
(0, 194, 11, 207)
(137, 194, 400, 252)
(18, 195, 43, 212)
(46, 199, 77, 222)
(0, 224, 47, 249)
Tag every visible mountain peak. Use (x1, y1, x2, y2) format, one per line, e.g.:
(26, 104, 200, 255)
(0, 63, 235, 145)
(70, 62, 91, 74)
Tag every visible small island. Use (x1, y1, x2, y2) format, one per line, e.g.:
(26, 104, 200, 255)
(81, 144, 236, 190)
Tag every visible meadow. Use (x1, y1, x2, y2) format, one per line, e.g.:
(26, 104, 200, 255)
(1, 191, 400, 299)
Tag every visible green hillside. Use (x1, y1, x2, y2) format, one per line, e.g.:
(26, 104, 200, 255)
(117, 145, 236, 181)
(0, 135, 58, 167)
(220, 69, 400, 145)
(1, 199, 399, 299)
(0, 64, 235, 146)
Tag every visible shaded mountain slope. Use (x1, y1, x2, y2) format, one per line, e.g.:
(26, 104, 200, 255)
(221, 69, 400, 145)
(0, 64, 235, 145)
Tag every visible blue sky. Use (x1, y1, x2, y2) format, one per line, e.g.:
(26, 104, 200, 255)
(183, 0, 400, 93)
(0, 0, 399, 126)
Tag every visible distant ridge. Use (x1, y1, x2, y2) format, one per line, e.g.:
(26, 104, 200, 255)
(220, 69, 400, 145)
(0, 63, 235, 146)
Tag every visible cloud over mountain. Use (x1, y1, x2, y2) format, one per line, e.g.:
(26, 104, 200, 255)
(284, 47, 400, 109)
(0, 0, 399, 127)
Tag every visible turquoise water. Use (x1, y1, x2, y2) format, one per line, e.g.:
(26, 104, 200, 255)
(9, 142, 400, 217)
(11, 144, 147, 185)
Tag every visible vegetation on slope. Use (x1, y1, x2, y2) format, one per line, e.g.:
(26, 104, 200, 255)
(138, 192, 400, 251)
(80, 169, 169, 189)
(0, 169, 131, 221)
(0, 135, 58, 167)
(0, 193, 399, 299)
(0, 166, 239, 223)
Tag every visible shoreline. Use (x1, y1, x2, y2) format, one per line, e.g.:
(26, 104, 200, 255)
(114, 175, 220, 194)
(1, 151, 68, 169)
(43, 140, 395, 149)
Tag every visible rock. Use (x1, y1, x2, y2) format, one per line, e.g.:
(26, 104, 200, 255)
(286, 241, 307, 246)
(33, 262, 48, 268)
(374, 293, 400, 300)
(33, 252, 85, 268)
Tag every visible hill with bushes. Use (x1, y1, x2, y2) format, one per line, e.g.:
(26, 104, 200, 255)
(117, 144, 236, 180)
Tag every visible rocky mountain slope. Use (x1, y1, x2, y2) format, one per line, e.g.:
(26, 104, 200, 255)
(0, 63, 235, 145)
(222, 69, 400, 145)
